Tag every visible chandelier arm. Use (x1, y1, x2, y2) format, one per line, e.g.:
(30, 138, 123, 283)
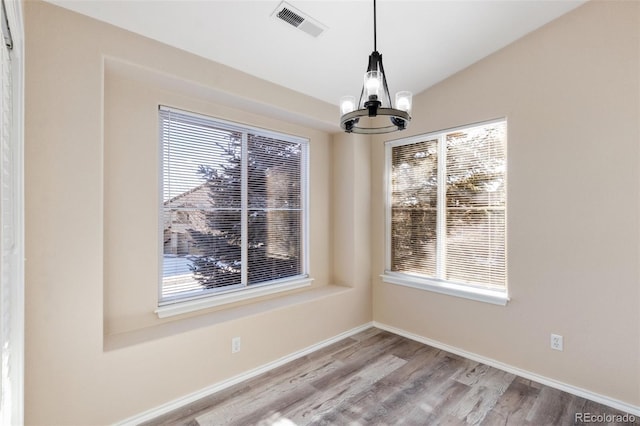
(377, 54, 393, 107)
(357, 82, 366, 109)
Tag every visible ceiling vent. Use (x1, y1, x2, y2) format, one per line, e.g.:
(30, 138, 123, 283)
(272, 1, 327, 38)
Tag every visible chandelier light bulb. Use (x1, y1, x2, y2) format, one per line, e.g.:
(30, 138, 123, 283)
(364, 71, 382, 98)
(395, 91, 413, 113)
(340, 96, 356, 115)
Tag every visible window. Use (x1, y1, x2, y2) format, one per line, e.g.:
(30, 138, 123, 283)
(383, 119, 507, 305)
(159, 106, 309, 308)
(1, 4, 24, 424)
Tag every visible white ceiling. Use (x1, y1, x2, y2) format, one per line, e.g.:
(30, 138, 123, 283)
(45, 0, 585, 107)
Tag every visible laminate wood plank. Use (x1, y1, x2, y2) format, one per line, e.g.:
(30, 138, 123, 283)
(525, 386, 586, 426)
(141, 328, 639, 426)
(330, 330, 403, 363)
(196, 381, 316, 426)
(349, 326, 384, 342)
(280, 354, 406, 425)
(390, 359, 471, 423)
(388, 349, 463, 388)
(448, 367, 516, 425)
(452, 361, 493, 386)
(140, 338, 359, 426)
(230, 339, 357, 393)
(479, 377, 542, 426)
(363, 351, 470, 425)
(378, 345, 442, 387)
(387, 375, 470, 425)
(255, 337, 357, 386)
(310, 336, 404, 392)
(140, 381, 253, 426)
(577, 399, 640, 425)
(220, 353, 404, 426)
(312, 347, 454, 425)
(196, 333, 401, 425)
(385, 335, 433, 361)
(195, 358, 339, 426)
(306, 380, 401, 425)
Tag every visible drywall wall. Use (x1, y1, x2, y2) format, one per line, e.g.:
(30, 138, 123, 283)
(371, 0, 640, 408)
(24, 1, 370, 424)
(23, 0, 640, 423)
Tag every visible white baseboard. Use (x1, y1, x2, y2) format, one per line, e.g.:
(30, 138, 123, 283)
(114, 322, 374, 425)
(373, 321, 640, 418)
(116, 321, 639, 425)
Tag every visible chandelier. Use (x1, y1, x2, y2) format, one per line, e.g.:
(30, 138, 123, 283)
(339, 0, 412, 134)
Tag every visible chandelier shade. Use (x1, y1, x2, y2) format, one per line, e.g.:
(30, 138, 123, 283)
(339, 0, 412, 134)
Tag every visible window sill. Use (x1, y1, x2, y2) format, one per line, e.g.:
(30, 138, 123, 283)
(381, 272, 509, 306)
(155, 277, 314, 318)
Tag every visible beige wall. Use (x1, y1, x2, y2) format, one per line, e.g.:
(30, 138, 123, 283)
(102, 60, 332, 336)
(372, 0, 640, 408)
(24, 0, 640, 424)
(24, 1, 370, 424)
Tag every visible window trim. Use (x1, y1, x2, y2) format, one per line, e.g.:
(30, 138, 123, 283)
(382, 118, 509, 306)
(157, 106, 310, 314)
(381, 272, 508, 306)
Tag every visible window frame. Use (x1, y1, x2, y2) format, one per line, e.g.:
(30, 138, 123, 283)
(382, 118, 508, 306)
(156, 106, 311, 318)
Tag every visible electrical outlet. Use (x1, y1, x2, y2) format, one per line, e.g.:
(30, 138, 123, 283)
(231, 337, 241, 353)
(550, 334, 563, 351)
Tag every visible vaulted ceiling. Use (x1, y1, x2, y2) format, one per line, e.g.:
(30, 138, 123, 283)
(46, 0, 585, 108)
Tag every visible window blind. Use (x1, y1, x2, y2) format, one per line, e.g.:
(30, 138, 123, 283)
(0, 10, 23, 424)
(389, 120, 506, 289)
(159, 107, 308, 303)
(0, 15, 12, 414)
(444, 123, 506, 287)
(390, 138, 438, 277)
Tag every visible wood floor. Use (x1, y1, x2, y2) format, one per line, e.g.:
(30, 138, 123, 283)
(142, 328, 638, 426)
